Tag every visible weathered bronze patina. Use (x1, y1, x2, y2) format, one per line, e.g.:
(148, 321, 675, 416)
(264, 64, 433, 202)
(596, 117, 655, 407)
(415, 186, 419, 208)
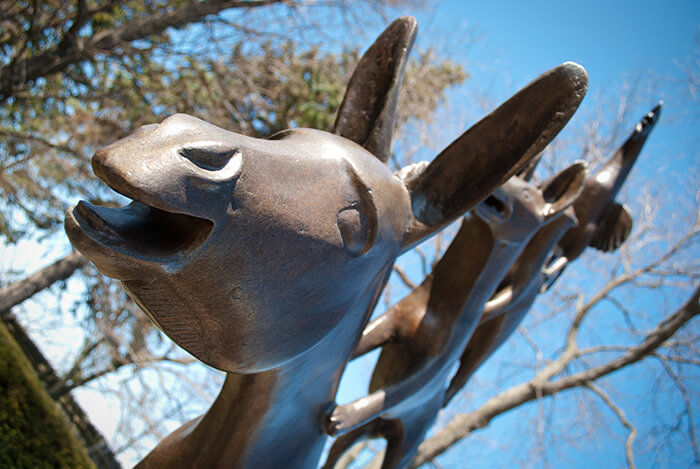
(65, 16, 590, 469)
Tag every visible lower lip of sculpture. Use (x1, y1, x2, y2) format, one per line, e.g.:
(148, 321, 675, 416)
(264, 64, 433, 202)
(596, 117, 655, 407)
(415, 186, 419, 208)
(67, 199, 214, 264)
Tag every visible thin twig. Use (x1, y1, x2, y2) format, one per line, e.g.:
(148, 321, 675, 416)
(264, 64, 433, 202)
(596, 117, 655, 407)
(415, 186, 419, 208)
(584, 382, 637, 469)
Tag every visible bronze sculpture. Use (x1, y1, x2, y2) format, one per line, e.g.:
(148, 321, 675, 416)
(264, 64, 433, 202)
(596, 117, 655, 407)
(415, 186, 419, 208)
(323, 163, 586, 468)
(544, 102, 662, 289)
(63, 16, 593, 469)
(443, 106, 663, 407)
(459, 104, 663, 394)
(443, 205, 580, 406)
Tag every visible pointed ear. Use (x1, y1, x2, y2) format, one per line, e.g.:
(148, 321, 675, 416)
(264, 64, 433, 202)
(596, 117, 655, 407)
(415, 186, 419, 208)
(333, 16, 417, 163)
(402, 62, 589, 250)
(540, 161, 588, 218)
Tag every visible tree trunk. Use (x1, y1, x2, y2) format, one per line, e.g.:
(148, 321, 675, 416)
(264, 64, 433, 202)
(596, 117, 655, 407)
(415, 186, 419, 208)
(2, 312, 121, 468)
(0, 319, 96, 467)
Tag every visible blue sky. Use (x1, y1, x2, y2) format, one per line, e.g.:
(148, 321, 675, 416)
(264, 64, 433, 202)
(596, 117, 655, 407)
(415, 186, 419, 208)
(412, 1, 698, 87)
(404, 1, 698, 170)
(427, 1, 697, 86)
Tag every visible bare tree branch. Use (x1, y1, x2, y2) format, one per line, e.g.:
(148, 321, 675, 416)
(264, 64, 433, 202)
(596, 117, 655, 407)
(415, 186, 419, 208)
(0, 251, 87, 315)
(652, 354, 700, 464)
(584, 382, 637, 469)
(393, 265, 418, 290)
(410, 286, 700, 467)
(0, 128, 84, 167)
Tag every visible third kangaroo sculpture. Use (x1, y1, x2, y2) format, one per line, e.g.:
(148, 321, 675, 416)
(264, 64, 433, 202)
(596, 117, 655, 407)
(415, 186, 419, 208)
(544, 102, 662, 289)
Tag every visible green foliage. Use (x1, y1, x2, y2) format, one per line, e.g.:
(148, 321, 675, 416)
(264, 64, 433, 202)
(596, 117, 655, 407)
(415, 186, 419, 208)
(0, 322, 95, 468)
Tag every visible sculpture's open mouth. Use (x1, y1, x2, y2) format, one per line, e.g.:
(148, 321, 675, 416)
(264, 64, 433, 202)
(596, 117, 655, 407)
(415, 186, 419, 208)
(69, 199, 213, 261)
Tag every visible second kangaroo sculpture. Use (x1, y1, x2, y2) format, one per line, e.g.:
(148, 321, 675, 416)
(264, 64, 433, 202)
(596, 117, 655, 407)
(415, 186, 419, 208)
(442, 204, 580, 406)
(442, 104, 663, 407)
(65, 17, 588, 469)
(322, 164, 586, 469)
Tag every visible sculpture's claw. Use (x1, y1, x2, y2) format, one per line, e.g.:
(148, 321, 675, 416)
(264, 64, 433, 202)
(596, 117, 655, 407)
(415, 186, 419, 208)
(324, 404, 356, 437)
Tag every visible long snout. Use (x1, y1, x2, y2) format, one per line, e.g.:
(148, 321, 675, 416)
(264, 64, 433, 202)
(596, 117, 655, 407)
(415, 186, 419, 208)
(633, 100, 662, 140)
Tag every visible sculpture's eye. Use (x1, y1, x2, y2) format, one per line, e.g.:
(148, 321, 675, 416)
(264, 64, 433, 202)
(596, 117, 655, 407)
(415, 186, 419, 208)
(180, 147, 238, 171)
(337, 205, 373, 256)
(521, 188, 532, 201)
(339, 160, 378, 256)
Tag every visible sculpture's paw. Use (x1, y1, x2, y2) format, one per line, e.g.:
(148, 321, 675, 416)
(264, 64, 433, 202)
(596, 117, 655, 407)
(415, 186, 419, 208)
(324, 405, 355, 437)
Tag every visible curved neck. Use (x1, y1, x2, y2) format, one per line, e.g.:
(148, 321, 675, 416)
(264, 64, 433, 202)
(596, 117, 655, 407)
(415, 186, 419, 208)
(137, 265, 393, 469)
(429, 215, 530, 326)
(505, 214, 574, 296)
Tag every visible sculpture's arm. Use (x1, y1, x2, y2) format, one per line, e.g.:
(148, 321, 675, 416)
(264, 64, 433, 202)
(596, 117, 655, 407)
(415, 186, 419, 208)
(543, 255, 567, 278)
(352, 312, 398, 359)
(353, 282, 430, 359)
(325, 391, 388, 437)
(540, 256, 569, 293)
(325, 356, 443, 437)
(479, 285, 514, 324)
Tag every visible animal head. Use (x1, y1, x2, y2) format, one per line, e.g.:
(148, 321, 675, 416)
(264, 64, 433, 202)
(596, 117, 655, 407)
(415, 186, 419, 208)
(554, 102, 662, 267)
(591, 101, 662, 195)
(622, 101, 662, 163)
(476, 162, 587, 242)
(65, 17, 588, 373)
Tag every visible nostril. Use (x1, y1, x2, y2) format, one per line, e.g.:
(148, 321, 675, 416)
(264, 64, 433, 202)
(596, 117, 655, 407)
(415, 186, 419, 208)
(179, 147, 238, 171)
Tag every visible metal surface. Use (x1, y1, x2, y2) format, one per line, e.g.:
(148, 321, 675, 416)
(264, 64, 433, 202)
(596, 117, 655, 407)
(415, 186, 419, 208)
(323, 163, 586, 469)
(64, 16, 589, 469)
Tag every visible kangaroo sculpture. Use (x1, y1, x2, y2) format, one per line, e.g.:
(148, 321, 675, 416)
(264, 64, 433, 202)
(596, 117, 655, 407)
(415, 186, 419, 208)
(445, 105, 663, 404)
(65, 17, 588, 469)
(544, 102, 662, 289)
(323, 163, 586, 469)
(441, 104, 663, 406)
(442, 203, 580, 406)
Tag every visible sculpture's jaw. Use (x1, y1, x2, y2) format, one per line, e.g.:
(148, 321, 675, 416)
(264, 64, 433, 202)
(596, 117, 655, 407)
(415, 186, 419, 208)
(65, 198, 213, 278)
